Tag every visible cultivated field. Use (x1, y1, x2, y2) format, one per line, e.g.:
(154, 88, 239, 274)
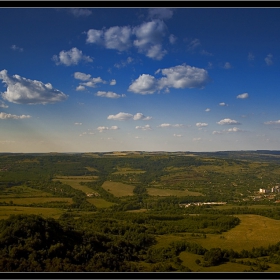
(112, 167, 146, 174)
(87, 198, 115, 208)
(0, 185, 54, 197)
(101, 181, 135, 197)
(147, 187, 203, 197)
(53, 178, 96, 194)
(0, 197, 72, 205)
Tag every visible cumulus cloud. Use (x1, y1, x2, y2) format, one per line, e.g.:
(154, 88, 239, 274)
(0, 101, 8, 108)
(76, 85, 86, 91)
(52, 48, 93, 66)
(237, 92, 249, 99)
(217, 118, 241, 125)
(265, 54, 273, 66)
(0, 112, 31, 119)
(196, 122, 208, 127)
(213, 127, 244, 134)
(226, 127, 243, 132)
(158, 123, 183, 128)
(110, 79, 116, 85)
(74, 72, 92, 81)
(128, 64, 210, 94)
(87, 26, 132, 51)
(264, 120, 280, 125)
(74, 122, 82, 125)
(96, 91, 125, 99)
(148, 8, 173, 19)
(74, 72, 106, 89)
(97, 126, 119, 132)
(205, 108, 210, 112)
(107, 112, 133, 121)
(69, 8, 92, 17)
(133, 113, 152, 121)
(135, 125, 152, 130)
(86, 20, 168, 60)
(11, 45, 23, 52)
(219, 102, 228, 106)
(0, 69, 68, 105)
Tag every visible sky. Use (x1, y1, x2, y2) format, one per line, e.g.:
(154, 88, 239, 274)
(1, 6, 280, 153)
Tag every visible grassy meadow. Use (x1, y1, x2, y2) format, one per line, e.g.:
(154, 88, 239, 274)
(101, 181, 135, 197)
(147, 187, 203, 197)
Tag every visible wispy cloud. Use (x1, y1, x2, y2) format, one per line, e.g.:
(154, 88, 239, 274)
(133, 113, 152, 121)
(223, 62, 232, 69)
(248, 52, 254, 61)
(217, 118, 241, 125)
(0, 101, 8, 108)
(11, 44, 23, 52)
(74, 72, 106, 89)
(265, 53, 273, 66)
(237, 92, 249, 99)
(96, 91, 125, 99)
(128, 64, 210, 94)
(219, 102, 228, 106)
(173, 134, 182, 137)
(0, 69, 68, 104)
(264, 120, 280, 125)
(69, 8, 92, 17)
(0, 112, 31, 119)
(148, 8, 174, 20)
(135, 125, 152, 130)
(97, 126, 119, 132)
(205, 108, 210, 112)
(158, 123, 183, 128)
(52, 47, 93, 66)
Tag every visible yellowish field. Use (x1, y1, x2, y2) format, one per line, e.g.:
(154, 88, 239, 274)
(54, 175, 98, 180)
(147, 187, 203, 197)
(0, 197, 72, 205)
(101, 181, 135, 197)
(53, 178, 96, 194)
(0, 206, 64, 219)
(195, 214, 280, 252)
(87, 198, 115, 208)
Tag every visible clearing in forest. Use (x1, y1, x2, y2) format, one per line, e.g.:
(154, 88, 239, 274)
(101, 181, 135, 197)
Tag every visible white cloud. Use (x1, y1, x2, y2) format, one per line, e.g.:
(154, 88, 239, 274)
(265, 53, 273, 66)
(11, 45, 23, 52)
(133, 20, 167, 60)
(128, 74, 158, 94)
(110, 79, 116, 85)
(223, 62, 232, 69)
(193, 137, 201, 141)
(237, 92, 249, 99)
(264, 120, 280, 125)
(74, 72, 92, 81)
(128, 64, 210, 94)
(0, 69, 68, 105)
(107, 112, 133, 121)
(205, 108, 210, 112)
(173, 134, 182, 137)
(133, 113, 152, 121)
(0, 101, 8, 108)
(70, 8, 92, 17)
(196, 122, 208, 127)
(217, 118, 241, 125)
(96, 91, 125, 99)
(219, 102, 228, 106)
(97, 126, 119, 132)
(135, 124, 152, 130)
(114, 57, 133, 69)
(158, 123, 172, 128)
(0, 112, 31, 119)
(86, 29, 104, 45)
(169, 34, 177, 44)
(74, 122, 82, 125)
(226, 127, 243, 132)
(148, 8, 173, 19)
(212, 130, 223, 135)
(76, 85, 86, 91)
(52, 47, 93, 66)
(104, 26, 132, 51)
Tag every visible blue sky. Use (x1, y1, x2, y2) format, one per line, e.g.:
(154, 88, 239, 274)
(1, 7, 280, 153)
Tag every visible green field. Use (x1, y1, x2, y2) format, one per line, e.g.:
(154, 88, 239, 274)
(53, 178, 97, 194)
(101, 181, 135, 197)
(112, 167, 146, 174)
(147, 187, 203, 197)
(87, 198, 115, 208)
(0, 197, 72, 205)
(0, 185, 54, 197)
(0, 206, 64, 219)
